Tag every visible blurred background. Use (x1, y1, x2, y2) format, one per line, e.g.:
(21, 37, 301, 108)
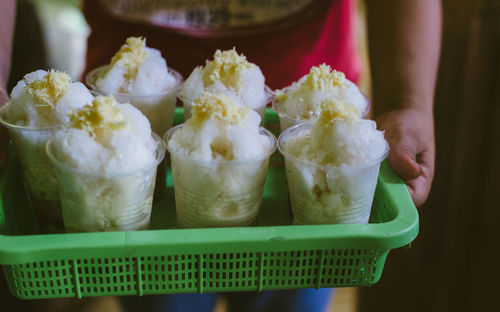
(4, 0, 499, 311)
(8, 0, 88, 86)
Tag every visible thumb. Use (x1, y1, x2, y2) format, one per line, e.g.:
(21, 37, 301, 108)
(387, 144, 421, 181)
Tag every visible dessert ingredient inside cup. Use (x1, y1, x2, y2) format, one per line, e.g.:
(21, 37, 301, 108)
(94, 37, 178, 95)
(50, 95, 161, 232)
(179, 48, 267, 110)
(167, 92, 275, 227)
(52, 95, 157, 174)
(274, 64, 368, 120)
(6, 69, 93, 127)
(284, 99, 387, 166)
(281, 99, 389, 224)
(169, 92, 272, 161)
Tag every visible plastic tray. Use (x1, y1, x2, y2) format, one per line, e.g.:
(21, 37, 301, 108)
(0, 108, 418, 299)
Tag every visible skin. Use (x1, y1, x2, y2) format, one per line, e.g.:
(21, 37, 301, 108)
(0, 0, 15, 167)
(366, 0, 441, 207)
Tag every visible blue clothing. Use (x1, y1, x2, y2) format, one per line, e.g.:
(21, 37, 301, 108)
(122, 288, 334, 312)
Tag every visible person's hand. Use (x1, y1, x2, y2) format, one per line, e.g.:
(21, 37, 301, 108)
(0, 86, 9, 168)
(376, 107, 435, 207)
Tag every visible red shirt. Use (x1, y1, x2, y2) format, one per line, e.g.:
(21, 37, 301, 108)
(83, 0, 360, 89)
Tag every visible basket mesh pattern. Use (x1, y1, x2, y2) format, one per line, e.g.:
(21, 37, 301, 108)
(77, 258, 136, 297)
(5, 248, 384, 299)
(140, 255, 198, 294)
(201, 252, 259, 292)
(8, 260, 75, 298)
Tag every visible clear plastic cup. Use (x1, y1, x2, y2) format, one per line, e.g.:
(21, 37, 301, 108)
(178, 85, 273, 125)
(272, 90, 371, 132)
(46, 133, 165, 233)
(0, 105, 63, 232)
(86, 66, 183, 138)
(272, 98, 307, 132)
(86, 66, 183, 198)
(278, 122, 387, 225)
(164, 124, 277, 228)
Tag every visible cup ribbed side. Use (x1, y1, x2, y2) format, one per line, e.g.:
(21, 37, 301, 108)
(6, 126, 63, 232)
(175, 186, 262, 228)
(62, 194, 153, 232)
(170, 156, 270, 228)
(285, 159, 380, 225)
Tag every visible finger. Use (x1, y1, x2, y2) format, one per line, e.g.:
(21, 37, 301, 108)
(406, 153, 433, 207)
(415, 148, 435, 182)
(406, 175, 431, 208)
(387, 144, 422, 181)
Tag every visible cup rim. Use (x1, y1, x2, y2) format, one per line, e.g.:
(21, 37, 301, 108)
(277, 122, 389, 170)
(0, 104, 62, 131)
(85, 65, 184, 98)
(177, 85, 273, 111)
(164, 123, 277, 165)
(46, 132, 166, 178)
(271, 82, 371, 123)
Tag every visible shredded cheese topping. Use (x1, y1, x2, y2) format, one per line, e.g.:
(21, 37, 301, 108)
(103, 36, 147, 82)
(202, 48, 254, 90)
(191, 92, 249, 126)
(305, 64, 346, 91)
(69, 95, 126, 136)
(317, 98, 360, 127)
(26, 70, 71, 108)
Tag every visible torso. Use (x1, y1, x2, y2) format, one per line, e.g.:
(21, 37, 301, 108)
(84, 0, 360, 89)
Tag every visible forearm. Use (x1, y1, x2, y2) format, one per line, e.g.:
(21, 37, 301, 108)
(0, 0, 16, 93)
(366, 0, 441, 116)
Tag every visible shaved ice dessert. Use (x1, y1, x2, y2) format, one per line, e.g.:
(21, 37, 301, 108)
(278, 99, 388, 224)
(46, 95, 165, 232)
(86, 36, 182, 137)
(166, 92, 276, 228)
(273, 64, 369, 131)
(86, 36, 182, 197)
(179, 48, 271, 122)
(0, 69, 93, 232)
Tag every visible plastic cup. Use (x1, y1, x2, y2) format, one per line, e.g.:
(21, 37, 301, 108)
(178, 85, 273, 125)
(165, 124, 277, 228)
(46, 133, 165, 233)
(278, 122, 387, 225)
(272, 89, 371, 132)
(0, 105, 63, 232)
(86, 66, 183, 198)
(272, 98, 307, 132)
(86, 66, 183, 138)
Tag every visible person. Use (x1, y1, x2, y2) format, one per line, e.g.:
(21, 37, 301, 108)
(0, 0, 440, 311)
(82, 0, 438, 209)
(0, 0, 15, 167)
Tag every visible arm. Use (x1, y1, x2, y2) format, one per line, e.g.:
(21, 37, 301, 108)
(0, 0, 15, 166)
(0, 0, 16, 97)
(366, 0, 441, 207)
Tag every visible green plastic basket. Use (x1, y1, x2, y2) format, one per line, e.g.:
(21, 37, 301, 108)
(0, 108, 418, 299)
